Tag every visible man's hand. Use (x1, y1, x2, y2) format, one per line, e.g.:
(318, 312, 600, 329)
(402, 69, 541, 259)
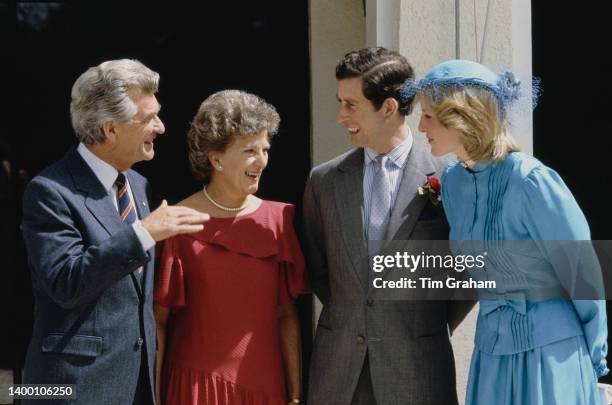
(141, 200, 209, 242)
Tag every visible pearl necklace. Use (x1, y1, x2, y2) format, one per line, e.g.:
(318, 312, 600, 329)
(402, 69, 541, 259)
(202, 186, 246, 212)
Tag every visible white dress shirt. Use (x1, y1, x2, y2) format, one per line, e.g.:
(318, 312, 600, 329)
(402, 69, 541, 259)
(362, 131, 413, 237)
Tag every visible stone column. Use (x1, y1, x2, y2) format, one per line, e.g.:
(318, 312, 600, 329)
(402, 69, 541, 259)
(309, 0, 366, 167)
(309, 0, 366, 334)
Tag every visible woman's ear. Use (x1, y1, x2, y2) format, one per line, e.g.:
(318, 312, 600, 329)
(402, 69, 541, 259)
(208, 152, 223, 171)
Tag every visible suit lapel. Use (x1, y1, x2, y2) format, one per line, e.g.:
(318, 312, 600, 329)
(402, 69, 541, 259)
(384, 140, 437, 242)
(126, 171, 151, 298)
(334, 149, 369, 289)
(127, 171, 150, 220)
(66, 149, 124, 237)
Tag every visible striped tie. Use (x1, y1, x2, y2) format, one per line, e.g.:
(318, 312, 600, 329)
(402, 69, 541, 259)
(115, 173, 137, 224)
(116, 173, 142, 276)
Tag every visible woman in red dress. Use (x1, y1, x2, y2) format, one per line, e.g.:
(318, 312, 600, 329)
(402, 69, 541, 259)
(154, 90, 306, 405)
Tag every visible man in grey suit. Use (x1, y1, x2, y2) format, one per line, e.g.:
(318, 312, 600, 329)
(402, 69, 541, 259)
(304, 47, 472, 404)
(20, 59, 209, 404)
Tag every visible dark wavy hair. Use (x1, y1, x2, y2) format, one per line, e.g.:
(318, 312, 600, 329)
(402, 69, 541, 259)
(335, 47, 415, 116)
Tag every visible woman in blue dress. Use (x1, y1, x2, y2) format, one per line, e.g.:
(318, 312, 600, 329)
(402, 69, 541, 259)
(402, 60, 608, 404)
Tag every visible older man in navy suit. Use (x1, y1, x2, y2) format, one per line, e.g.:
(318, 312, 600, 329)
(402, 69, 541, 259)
(20, 59, 209, 404)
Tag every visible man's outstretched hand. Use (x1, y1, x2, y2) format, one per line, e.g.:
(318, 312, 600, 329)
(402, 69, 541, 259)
(142, 200, 209, 242)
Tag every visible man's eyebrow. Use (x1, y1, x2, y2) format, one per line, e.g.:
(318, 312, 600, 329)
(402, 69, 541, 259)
(336, 95, 358, 104)
(143, 104, 162, 120)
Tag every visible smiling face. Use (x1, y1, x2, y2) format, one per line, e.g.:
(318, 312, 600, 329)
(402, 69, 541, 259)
(336, 77, 388, 150)
(209, 130, 270, 199)
(418, 97, 467, 159)
(109, 90, 165, 170)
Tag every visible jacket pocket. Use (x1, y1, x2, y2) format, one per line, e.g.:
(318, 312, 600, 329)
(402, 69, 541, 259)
(42, 333, 103, 357)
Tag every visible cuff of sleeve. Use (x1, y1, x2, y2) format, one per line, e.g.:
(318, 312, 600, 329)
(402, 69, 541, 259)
(595, 361, 609, 378)
(132, 221, 155, 252)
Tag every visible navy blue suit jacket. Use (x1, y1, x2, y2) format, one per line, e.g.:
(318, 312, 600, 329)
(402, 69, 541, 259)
(21, 147, 156, 404)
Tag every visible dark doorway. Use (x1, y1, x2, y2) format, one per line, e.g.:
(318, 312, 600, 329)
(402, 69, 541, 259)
(532, 2, 612, 383)
(532, 3, 611, 239)
(9, 0, 312, 393)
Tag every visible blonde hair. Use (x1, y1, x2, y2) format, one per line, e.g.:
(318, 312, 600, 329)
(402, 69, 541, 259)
(424, 87, 520, 162)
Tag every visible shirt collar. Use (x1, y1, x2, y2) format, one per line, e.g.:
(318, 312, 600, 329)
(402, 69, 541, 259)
(364, 129, 413, 169)
(77, 143, 121, 192)
(460, 159, 493, 173)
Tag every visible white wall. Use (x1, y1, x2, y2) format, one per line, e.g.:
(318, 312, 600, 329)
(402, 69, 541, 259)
(398, 0, 533, 153)
(309, 0, 366, 167)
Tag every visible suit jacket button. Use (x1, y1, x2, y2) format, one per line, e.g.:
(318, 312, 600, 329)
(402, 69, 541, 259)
(366, 299, 374, 307)
(356, 335, 365, 344)
(136, 337, 144, 347)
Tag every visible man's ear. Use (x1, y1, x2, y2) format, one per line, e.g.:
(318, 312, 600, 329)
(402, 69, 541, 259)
(382, 98, 399, 118)
(102, 120, 118, 143)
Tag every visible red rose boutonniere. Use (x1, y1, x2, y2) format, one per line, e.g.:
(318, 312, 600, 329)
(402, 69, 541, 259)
(418, 175, 441, 206)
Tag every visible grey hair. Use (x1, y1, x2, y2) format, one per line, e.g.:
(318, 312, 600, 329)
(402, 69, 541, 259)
(70, 59, 160, 145)
(187, 90, 280, 182)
